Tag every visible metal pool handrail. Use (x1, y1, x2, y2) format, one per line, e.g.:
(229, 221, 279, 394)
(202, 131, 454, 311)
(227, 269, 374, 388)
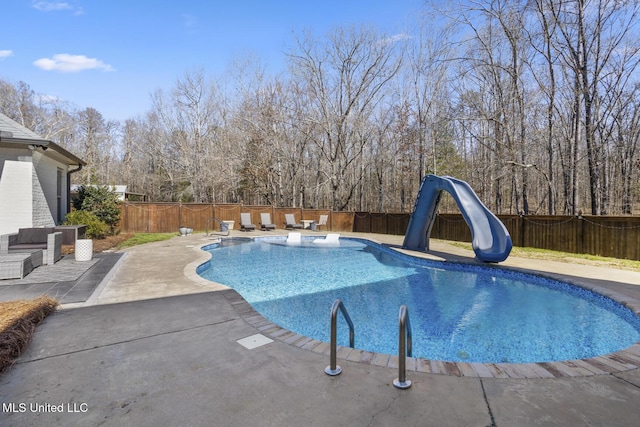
(325, 299, 355, 376)
(393, 305, 412, 389)
(206, 217, 231, 237)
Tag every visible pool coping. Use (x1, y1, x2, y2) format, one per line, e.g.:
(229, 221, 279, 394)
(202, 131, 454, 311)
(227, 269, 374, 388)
(200, 236, 640, 379)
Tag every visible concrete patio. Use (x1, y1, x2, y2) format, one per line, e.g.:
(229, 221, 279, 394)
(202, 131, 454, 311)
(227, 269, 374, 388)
(1, 231, 639, 426)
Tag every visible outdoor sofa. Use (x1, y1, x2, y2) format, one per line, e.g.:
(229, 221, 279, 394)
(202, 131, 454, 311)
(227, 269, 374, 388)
(0, 227, 63, 265)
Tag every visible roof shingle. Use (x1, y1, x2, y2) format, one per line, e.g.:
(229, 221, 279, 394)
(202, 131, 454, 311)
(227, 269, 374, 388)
(0, 112, 50, 143)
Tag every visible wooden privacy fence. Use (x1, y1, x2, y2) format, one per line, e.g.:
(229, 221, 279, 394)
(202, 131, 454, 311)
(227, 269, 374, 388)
(119, 203, 354, 235)
(119, 203, 640, 261)
(353, 212, 640, 261)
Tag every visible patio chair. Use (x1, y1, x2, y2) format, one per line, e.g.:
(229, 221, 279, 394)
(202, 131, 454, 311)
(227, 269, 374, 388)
(285, 214, 303, 230)
(316, 214, 328, 231)
(260, 213, 276, 231)
(240, 213, 256, 231)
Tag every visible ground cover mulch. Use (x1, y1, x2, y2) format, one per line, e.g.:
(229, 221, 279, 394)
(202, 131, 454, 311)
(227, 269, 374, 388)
(0, 296, 58, 373)
(62, 232, 133, 255)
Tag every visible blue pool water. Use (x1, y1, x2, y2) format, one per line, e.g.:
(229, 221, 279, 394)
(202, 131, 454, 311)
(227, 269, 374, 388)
(197, 237, 640, 363)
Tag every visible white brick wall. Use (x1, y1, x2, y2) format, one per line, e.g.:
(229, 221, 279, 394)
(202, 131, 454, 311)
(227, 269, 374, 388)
(0, 159, 55, 235)
(0, 160, 35, 234)
(31, 162, 56, 228)
(33, 152, 67, 224)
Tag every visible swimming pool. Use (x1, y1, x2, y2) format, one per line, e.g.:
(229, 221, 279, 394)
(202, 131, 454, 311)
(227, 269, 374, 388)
(197, 237, 640, 364)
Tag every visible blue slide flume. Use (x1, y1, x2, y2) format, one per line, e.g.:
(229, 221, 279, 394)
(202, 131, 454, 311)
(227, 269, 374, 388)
(403, 175, 512, 262)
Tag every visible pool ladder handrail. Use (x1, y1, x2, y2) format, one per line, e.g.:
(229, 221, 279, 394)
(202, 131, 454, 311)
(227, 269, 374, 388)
(206, 217, 231, 237)
(393, 305, 412, 389)
(325, 299, 355, 376)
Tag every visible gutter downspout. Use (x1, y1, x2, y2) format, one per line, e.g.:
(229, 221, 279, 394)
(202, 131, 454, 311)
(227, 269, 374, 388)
(67, 164, 83, 215)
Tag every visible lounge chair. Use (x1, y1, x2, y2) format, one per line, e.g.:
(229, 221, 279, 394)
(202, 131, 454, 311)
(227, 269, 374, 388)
(240, 213, 256, 231)
(285, 214, 303, 230)
(287, 232, 301, 244)
(313, 233, 340, 245)
(316, 214, 328, 231)
(260, 213, 276, 231)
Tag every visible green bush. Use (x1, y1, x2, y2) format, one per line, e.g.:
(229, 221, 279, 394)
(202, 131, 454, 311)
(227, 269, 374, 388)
(73, 186, 121, 234)
(63, 210, 109, 239)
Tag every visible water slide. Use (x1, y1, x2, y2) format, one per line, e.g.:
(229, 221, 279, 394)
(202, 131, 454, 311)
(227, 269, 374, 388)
(403, 175, 512, 262)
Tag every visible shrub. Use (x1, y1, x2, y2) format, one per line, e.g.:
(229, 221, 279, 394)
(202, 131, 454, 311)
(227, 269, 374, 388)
(73, 186, 121, 234)
(63, 210, 109, 239)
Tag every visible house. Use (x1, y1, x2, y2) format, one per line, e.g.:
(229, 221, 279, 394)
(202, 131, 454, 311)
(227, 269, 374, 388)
(0, 113, 86, 235)
(70, 184, 146, 202)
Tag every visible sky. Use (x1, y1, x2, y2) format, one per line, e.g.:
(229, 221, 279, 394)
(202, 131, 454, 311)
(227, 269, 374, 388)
(1, 0, 426, 122)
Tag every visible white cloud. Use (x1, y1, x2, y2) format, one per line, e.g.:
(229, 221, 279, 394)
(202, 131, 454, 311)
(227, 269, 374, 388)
(32, 2, 73, 12)
(33, 53, 115, 73)
(37, 94, 62, 104)
(0, 50, 13, 59)
(32, 1, 83, 15)
(378, 33, 412, 46)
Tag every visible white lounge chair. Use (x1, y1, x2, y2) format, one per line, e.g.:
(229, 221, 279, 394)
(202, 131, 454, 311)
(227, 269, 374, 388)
(286, 232, 302, 244)
(313, 233, 340, 245)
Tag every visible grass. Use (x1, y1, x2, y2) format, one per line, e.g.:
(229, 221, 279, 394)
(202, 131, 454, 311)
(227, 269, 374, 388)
(448, 241, 640, 271)
(115, 232, 176, 250)
(0, 296, 58, 373)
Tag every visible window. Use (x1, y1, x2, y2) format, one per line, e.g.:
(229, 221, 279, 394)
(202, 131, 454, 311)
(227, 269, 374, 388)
(57, 168, 63, 222)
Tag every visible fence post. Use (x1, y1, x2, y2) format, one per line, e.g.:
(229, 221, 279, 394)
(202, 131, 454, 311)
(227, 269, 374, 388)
(578, 214, 584, 254)
(385, 213, 388, 235)
(330, 208, 333, 232)
(121, 203, 127, 232)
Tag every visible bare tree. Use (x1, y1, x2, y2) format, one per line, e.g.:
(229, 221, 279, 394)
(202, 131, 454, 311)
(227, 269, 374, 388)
(404, 16, 456, 186)
(529, 0, 561, 214)
(453, 0, 533, 214)
(4, 1, 640, 214)
(549, 0, 640, 214)
(144, 69, 228, 202)
(76, 107, 112, 184)
(287, 25, 404, 211)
